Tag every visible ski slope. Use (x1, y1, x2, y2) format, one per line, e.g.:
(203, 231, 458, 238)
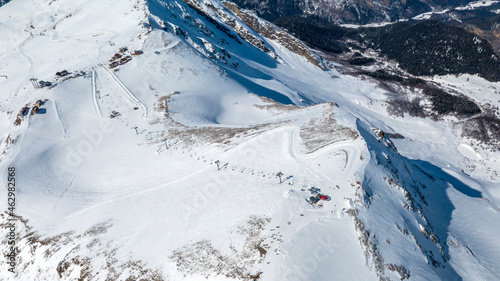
(102, 66, 148, 118)
(91, 69, 102, 118)
(0, 0, 499, 280)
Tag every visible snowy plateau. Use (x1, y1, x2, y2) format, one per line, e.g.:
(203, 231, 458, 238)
(0, 0, 499, 280)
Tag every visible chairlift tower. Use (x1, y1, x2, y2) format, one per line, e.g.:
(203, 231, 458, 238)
(163, 138, 169, 150)
(276, 172, 283, 183)
(30, 78, 38, 89)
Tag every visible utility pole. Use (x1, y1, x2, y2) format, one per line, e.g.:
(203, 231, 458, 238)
(30, 78, 38, 89)
(133, 126, 138, 135)
(277, 172, 283, 183)
(215, 160, 220, 170)
(163, 138, 169, 150)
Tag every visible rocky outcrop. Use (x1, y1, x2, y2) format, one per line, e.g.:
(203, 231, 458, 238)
(222, 1, 324, 69)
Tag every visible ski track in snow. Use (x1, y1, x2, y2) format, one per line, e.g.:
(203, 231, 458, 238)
(51, 100, 66, 138)
(102, 66, 148, 118)
(64, 155, 220, 219)
(11, 36, 34, 101)
(2, 116, 30, 177)
(165, 38, 181, 50)
(62, 126, 355, 220)
(284, 127, 361, 184)
(91, 69, 102, 118)
(284, 128, 324, 183)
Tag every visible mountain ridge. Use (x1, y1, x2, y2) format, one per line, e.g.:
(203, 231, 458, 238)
(0, 0, 499, 280)
(226, 0, 474, 24)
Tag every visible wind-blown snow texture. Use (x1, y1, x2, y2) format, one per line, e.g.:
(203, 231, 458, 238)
(0, 0, 499, 280)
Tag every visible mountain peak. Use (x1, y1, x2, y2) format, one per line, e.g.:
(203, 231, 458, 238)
(1, 0, 499, 280)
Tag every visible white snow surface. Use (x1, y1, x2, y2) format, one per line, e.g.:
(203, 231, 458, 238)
(0, 0, 499, 280)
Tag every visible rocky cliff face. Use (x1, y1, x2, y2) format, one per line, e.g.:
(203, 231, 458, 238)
(464, 19, 500, 54)
(221, 1, 324, 69)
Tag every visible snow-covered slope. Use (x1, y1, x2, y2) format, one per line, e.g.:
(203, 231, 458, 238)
(0, 0, 499, 280)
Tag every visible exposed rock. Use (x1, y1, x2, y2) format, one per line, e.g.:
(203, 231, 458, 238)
(222, 1, 324, 69)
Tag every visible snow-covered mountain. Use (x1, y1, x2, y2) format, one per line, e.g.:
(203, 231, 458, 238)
(227, 0, 478, 24)
(0, 0, 499, 280)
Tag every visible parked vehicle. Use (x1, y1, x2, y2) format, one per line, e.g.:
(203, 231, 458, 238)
(110, 110, 121, 118)
(19, 107, 29, 116)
